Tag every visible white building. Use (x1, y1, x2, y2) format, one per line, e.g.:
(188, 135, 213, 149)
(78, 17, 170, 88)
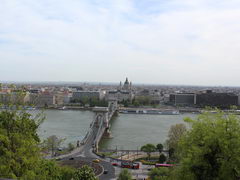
(71, 90, 105, 102)
(106, 78, 134, 102)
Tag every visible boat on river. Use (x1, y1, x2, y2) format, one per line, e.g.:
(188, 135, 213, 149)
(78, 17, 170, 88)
(119, 109, 180, 115)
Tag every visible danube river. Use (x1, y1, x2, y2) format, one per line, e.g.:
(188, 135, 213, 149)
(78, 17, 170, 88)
(38, 110, 93, 146)
(38, 110, 196, 149)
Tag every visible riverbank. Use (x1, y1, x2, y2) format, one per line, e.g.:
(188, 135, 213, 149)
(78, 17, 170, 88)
(119, 107, 201, 114)
(47, 106, 93, 111)
(45, 105, 200, 114)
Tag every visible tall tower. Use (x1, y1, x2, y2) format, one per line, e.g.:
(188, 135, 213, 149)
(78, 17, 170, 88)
(119, 81, 122, 90)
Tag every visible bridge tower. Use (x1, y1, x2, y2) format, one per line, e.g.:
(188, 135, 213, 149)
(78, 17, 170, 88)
(92, 107, 109, 152)
(108, 99, 118, 115)
(91, 101, 118, 152)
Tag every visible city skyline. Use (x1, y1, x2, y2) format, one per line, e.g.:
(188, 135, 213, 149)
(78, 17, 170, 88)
(1, 0, 240, 86)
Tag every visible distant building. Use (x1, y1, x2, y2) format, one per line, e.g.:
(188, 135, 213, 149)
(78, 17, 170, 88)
(106, 78, 134, 102)
(169, 93, 196, 106)
(196, 91, 238, 108)
(55, 93, 65, 105)
(28, 89, 40, 94)
(121, 77, 132, 91)
(71, 90, 105, 102)
(0, 92, 30, 105)
(63, 93, 72, 104)
(37, 92, 56, 107)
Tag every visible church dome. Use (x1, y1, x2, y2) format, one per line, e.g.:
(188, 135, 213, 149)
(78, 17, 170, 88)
(124, 78, 129, 85)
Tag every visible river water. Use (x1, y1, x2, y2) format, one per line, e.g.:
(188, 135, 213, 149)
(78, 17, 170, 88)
(38, 110, 196, 149)
(38, 110, 93, 146)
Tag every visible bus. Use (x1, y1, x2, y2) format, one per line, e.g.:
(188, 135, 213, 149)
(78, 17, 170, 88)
(121, 161, 140, 169)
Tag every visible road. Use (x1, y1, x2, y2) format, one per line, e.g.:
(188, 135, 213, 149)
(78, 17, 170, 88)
(57, 122, 116, 180)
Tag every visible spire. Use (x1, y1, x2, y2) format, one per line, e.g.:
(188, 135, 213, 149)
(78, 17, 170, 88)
(119, 81, 122, 90)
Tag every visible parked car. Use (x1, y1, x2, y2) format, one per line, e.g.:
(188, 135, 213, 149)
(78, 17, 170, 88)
(92, 159, 101, 163)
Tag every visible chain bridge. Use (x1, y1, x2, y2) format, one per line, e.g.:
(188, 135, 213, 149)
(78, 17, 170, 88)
(54, 100, 118, 160)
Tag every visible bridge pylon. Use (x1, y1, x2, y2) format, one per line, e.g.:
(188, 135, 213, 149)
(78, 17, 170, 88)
(92, 107, 109, 152)
(91, 101, 118, 153)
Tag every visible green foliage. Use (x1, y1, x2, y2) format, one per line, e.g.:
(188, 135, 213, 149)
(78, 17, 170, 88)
(118, 168, 132, 180)
(0, 110, 44, 179)
(68, 142, 75, 152)
(159, 154, 167, 163)
(148, 167, 170, 180)
(41, 135, 65, 157)
(168, 148, 174, 160)
(173, 110, 240, 180)
(140, 159, 156, 165)
(120, 99, 131, 107)
(141, 144, 156, 160)
(133, 96, 152, 106)
(89, 97, 108, 107)
(73, 165, 97, 180)
(165, 123, 187, 161)
(0, 109, 77, 179)
(156, 144, 163, 153)
(37, 160, 62, 179)
(133, 99, 140, 107)
(59, 166, 76, 180)
(156, 143, 163, 157)
(59, 165, 75, 180)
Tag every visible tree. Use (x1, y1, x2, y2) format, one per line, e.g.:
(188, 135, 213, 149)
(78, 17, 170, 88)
(165, 123, 186, 160)
(59, 165, 75, 180)
(58, 165, 75, 180)
(172, 111, 240, 180)
(156, 144, 166, 162)
(159, 154, 167, 163)
(156, 143, 164, 156)
(42, 135, 65, 157)
(168, 148, 175, 160)
(68, 142, 75, 151)
(0, 109, 45, 179)
(133, 99, 140, 107)
(141, 144, 156, 160)
(73, 165, 97, 180)
(118, 168, 132, 180)
(0, 102, 76, 179)
(148, 167, 170, 180)
(81, 96, 89, 106)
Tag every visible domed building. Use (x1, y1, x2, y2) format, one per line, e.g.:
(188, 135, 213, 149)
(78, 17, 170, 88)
(122, 78, 132, 91)
(107, 78, 134, 102)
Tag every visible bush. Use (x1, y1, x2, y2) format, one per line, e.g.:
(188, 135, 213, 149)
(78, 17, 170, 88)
(148, 167, 170, 180)
(140, 160, 156, 165)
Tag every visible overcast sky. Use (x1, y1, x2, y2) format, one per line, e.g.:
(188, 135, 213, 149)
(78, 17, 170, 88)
(0, 0, 240, 86)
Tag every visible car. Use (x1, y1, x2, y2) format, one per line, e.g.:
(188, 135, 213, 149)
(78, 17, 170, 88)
(103, 170, 108, 174)
(92, 159, 101, 163)
(112, 162, 118, 166)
